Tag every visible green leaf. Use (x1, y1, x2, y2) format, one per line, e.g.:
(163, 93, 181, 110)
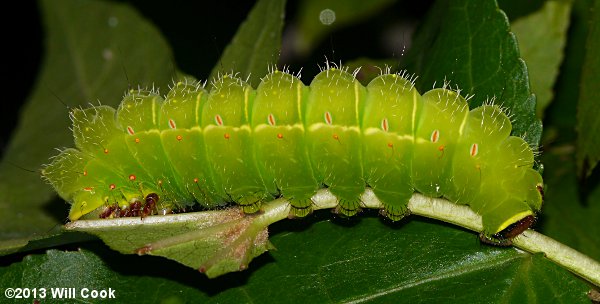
(510, 0, 572, 118)
(0, 0, 174, 248)
(208, 0, 286, 87)
(544, 0, 592, 134)
(541, 151, 600, 262)
(0, 248, 210, 303)
(265, 219, 591, 303)
(536, 0, 600, 286)
(405, 0, 542, 147)
(576, 0, 600, 177)
(65, 208, 276, 278)
(0, 221, 590, 303)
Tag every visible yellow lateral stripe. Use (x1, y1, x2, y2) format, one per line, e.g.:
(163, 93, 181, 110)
(411, 92, 418, 140)
(308, 123, 360, 133)
(495, 211, 533, 233)
(354, 81, 360, 124)
(297, 80, 303, 123)
(458, 103, 469, 137)
(203, 124, 252, 133)
(244, 87, 250, 123)
(254, 124, 304, 132)
(195, 91, 201, 125)
(151, 97, 157, 126)
(363, 127, 414, 141)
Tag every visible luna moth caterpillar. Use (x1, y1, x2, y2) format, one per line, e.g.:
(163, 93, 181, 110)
(41, 66, 543, 243)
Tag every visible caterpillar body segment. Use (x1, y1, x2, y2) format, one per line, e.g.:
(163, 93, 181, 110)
(118, 91, 194, 206)
(411, 88, 469, 200)
(361, 74, 420, 220)
(159, 81, 223, 208)
(41, 67, 543, 237)
(201, 75, 272, 213)
(305, 69, 366, 216)
(252, 71, 319, 215)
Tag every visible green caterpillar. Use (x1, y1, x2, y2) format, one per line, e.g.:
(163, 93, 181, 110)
(41, 66, 543, 239)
